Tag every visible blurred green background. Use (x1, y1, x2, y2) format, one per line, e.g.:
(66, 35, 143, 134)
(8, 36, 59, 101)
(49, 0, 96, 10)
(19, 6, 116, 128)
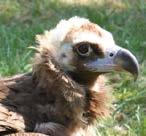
(0, 0, 146, 135)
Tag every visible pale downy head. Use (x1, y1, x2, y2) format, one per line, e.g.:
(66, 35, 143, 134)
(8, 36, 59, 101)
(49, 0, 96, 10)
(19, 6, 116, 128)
(36, 16, 139, 85)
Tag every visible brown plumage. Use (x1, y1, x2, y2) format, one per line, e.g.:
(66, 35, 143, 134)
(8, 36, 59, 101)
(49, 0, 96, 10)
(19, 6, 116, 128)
(0, 17, 139, 136)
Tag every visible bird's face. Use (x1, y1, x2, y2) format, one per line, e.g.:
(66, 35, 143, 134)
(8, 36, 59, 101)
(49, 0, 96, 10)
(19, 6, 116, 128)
(42, 17, 139, 85)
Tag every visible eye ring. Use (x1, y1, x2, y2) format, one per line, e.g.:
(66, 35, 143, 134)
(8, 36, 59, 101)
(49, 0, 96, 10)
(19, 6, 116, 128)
(76, 43, 91, 57)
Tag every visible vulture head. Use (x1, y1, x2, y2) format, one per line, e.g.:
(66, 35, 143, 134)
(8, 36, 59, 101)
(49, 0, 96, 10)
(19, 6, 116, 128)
(36, 16, 139, 86)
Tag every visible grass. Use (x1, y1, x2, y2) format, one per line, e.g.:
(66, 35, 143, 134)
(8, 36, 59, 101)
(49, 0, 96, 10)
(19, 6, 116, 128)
(0, 0, 146, 135)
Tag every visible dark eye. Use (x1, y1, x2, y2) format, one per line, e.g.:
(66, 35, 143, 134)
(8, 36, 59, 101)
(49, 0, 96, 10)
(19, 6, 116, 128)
(76, 43, 91, 56)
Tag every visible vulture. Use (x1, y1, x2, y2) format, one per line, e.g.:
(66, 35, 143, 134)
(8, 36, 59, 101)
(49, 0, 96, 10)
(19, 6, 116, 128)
(0, 17, 139, 136)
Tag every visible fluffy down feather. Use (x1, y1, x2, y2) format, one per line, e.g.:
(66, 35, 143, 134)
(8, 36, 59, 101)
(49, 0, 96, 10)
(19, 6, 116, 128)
(0, 47, 110, 135)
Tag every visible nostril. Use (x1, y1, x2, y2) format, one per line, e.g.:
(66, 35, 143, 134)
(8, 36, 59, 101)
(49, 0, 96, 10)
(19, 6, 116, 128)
(109, 53, 114, 57)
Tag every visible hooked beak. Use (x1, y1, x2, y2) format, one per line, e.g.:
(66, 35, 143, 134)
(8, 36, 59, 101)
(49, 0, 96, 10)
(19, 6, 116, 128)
(85, 46, 139, 80)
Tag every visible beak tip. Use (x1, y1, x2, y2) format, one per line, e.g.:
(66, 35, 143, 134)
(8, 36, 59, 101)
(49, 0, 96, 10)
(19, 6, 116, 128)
(133, 74, 138, 81)
(115, 49, 139, 81)
(132, 59, 139, 81)
(133, 67, 139, 81)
